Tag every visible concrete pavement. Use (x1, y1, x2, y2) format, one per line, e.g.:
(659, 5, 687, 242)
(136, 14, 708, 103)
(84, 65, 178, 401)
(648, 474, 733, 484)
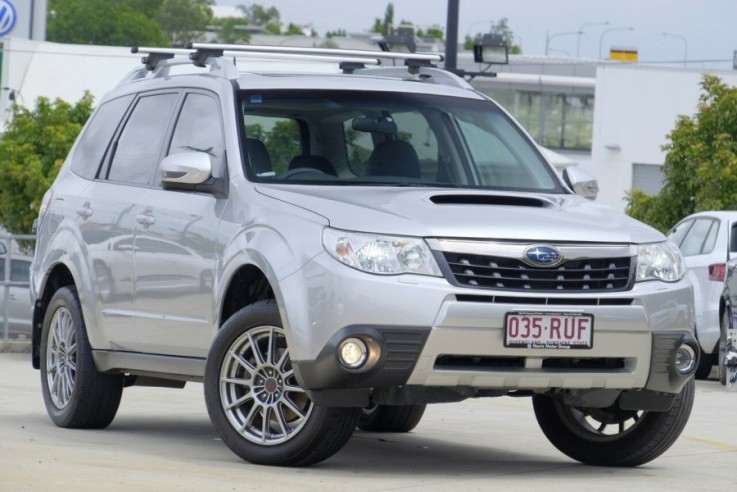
(1, 352, 735, 491)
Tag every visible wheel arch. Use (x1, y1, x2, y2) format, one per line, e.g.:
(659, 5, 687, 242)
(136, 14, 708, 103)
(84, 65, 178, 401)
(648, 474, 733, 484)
(32, 263, 76, 369)
(219, 263, 275, 328)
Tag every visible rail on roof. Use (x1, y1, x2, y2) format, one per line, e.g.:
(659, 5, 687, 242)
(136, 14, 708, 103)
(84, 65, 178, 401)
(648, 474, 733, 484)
(124, 44, 464, 88)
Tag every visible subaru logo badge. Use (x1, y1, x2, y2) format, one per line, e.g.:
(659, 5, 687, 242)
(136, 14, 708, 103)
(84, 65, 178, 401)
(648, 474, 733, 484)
(523, 245, 563, 267)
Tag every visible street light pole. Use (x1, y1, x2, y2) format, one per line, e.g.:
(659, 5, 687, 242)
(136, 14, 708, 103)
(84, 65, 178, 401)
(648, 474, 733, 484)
(576, 21, 609, 58)
(662, 32, 688, 67)
(545, 30, 579, 56)
(598, 27, 634, 59)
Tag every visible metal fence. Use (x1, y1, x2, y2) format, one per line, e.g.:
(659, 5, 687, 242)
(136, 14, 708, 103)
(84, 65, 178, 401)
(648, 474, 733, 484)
(1, 234, 35, 340)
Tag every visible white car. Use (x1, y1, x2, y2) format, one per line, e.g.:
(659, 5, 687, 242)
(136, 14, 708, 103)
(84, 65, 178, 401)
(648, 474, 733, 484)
(667, 211, 737, 379)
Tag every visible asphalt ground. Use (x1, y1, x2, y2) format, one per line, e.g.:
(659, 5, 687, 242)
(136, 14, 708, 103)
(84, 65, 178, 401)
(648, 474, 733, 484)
(1, 352, 735, 491)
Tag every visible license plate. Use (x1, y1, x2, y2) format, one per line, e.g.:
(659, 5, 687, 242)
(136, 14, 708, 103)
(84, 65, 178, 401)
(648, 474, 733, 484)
(504, 312, 594, 349)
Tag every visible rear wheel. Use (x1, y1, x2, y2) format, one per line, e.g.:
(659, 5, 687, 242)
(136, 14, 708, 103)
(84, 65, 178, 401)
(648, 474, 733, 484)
(204, 300, 361, 466)
(719, 309, 731, 385)
(357, 403, 426, 433)
(40, 286, 124, 428)
(532, 379, 694, 467)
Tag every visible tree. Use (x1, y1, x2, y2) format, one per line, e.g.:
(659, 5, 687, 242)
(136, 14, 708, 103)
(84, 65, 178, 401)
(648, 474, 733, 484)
(157, 0, 213, 46)
(210, 17, 251, 44)
(371, 3, 394, 36)
(464, 18, 521, 54)
(625, 75, 737, 232)
(0, 95, 94, 234)
(47, 0, 170, 47)
(239, 4, 282, 34)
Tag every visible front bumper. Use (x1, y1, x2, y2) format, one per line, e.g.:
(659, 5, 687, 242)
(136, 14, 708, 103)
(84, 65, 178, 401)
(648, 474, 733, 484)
(285, 253, 695, 404)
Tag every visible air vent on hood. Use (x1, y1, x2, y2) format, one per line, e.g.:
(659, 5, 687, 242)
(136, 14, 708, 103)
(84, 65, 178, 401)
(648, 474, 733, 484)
(430, 194, 548, 207)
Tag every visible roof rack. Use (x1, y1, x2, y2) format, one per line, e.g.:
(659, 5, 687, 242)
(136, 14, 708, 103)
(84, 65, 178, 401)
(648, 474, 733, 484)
(123, 44, 460, 88)
(187, 42, 444, 64)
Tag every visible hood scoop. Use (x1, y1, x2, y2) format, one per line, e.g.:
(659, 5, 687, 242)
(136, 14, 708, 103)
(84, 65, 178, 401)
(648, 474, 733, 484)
(430, 194, 551, 208)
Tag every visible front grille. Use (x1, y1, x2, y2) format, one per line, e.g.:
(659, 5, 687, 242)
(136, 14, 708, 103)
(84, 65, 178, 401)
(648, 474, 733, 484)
(442, 253, 632, 292)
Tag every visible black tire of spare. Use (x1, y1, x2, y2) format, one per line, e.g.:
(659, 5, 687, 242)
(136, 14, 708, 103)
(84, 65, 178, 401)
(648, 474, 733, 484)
(40, 286, 124, 429)
(357, 403, 427, 433)
(532, 378, 695, 467)
(204, 300, 361, 466)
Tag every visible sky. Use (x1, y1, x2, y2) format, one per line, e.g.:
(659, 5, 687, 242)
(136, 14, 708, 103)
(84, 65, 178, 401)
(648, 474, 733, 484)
(216, 0, 737, 70)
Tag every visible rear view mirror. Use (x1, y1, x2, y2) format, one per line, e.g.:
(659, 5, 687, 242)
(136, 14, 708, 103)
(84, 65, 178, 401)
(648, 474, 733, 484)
(352, 115, 398, 135)
(563, 167, 599, 200)
(160, 152, 212, 185)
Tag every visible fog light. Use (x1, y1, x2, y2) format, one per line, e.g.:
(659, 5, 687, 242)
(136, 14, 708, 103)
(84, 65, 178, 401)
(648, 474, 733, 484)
(675, 343, 697, 374)
(338, 338, 368, 369)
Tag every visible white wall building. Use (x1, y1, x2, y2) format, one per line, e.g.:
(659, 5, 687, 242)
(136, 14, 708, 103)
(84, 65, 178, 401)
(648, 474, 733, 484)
(590, 65, 737, 211)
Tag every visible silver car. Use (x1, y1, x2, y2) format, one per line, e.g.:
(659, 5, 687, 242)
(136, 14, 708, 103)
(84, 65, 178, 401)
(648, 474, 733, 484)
(31, 44, 697, 467)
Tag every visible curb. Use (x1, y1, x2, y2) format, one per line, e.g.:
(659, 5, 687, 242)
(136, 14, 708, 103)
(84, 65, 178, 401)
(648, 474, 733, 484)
(0, 340, 32, 353)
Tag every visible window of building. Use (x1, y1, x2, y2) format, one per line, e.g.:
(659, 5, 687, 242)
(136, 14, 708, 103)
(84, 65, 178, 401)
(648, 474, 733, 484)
(632, 163, 665, 195)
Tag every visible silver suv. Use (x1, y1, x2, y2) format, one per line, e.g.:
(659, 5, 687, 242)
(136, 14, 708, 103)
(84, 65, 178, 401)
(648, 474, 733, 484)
(31, 44, 697, 467)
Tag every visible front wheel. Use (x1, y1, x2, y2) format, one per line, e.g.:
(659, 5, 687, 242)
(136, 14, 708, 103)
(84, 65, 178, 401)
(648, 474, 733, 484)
(532, 379, 695, 467)
(204, 300, 361, 466)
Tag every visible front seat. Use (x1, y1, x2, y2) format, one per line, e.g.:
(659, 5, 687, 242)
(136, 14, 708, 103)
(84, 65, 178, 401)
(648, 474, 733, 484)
(246, 138, 273, 176)
(363, 140, 421, 179)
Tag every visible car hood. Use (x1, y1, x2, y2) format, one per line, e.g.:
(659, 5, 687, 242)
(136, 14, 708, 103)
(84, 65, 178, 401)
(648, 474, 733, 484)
(256, 185, 663, 244)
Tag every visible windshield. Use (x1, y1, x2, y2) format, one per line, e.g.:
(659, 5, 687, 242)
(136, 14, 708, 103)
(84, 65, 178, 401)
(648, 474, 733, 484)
(239, 90, 563, 193)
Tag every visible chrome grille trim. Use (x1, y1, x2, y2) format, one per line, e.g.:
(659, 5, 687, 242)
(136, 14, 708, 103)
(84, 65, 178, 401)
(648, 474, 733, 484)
(429, 240, 636, 293)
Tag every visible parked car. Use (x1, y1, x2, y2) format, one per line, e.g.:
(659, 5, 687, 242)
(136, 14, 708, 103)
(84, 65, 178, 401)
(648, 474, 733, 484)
(31, 44, 698, 468)
(667, 211, 737, 380)
(0, 254, 32, 339)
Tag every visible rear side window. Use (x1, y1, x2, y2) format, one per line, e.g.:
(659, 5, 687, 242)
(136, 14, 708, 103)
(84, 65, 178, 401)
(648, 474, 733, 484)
(678, 218, 718, 256)
(70, 95, 133, 179)
(108, 93, 179, 185)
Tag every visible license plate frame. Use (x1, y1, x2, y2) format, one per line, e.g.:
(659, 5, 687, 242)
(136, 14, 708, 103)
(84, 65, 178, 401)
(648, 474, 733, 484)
(504, 311, 594, 349)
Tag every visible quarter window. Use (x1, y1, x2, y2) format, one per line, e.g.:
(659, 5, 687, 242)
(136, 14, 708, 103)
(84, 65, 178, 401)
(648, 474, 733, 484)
(71, 95, 133, 179)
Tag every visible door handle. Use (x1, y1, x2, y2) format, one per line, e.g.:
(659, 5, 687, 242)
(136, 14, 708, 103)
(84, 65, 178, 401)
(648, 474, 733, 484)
(136, 214, 156, 226)
(76, 207, 93, 218)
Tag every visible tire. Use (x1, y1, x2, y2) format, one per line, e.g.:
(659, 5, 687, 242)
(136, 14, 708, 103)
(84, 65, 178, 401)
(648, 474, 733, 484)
(204, 300, 361, 466)
(357, 403, 426, 432)
(719, 309, 731, 385)
(694, 347, 713, 380)
(40, 286, 124, 428)
(532, 379, 695, 467)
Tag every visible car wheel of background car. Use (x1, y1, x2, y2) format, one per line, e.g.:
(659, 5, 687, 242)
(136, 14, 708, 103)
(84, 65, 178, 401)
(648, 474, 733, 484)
(357, 403, 426, 432)
(204, 300, 361, 466)
(532, 379, 694, 467)
(719, 309, 731, 385)
(40, 286, 124, 428)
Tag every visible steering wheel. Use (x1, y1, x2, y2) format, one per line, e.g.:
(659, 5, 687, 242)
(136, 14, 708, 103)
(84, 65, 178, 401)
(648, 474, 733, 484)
(280, 167, 331, 180)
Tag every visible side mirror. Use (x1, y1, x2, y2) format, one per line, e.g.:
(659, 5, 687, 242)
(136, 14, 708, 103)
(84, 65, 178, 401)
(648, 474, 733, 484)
(563, 167, 599, 200)
(160, 152, 212, 186)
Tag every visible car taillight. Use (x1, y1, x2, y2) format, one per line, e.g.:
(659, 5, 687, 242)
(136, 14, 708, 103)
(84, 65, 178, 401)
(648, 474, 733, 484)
(39, 189, 54, 216)
(709, 263, 726, 282)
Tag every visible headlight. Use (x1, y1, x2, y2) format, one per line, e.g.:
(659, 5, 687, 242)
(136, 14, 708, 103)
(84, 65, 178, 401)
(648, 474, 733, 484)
(322, 228, 442, 276)
(636, 241, 686, 282)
